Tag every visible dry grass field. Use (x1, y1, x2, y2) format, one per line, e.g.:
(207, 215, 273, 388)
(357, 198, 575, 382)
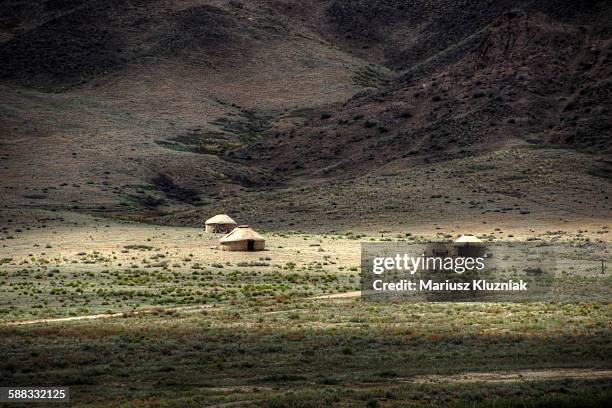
(1, 209, 610, 406)
(1, 208, 609, 322)
(1, 1, 611, 406)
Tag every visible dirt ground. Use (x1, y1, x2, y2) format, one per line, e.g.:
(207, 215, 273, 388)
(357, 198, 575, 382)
(1, 208, 609, 323)
(0, 208, 610, 407)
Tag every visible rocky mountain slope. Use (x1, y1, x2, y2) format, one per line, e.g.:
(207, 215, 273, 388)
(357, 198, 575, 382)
(0, 0, 610, 228)
(240, 9, 612, 181)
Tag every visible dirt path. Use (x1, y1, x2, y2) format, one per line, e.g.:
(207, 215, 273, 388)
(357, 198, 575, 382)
(409, 368, 612, 384)
(342, 368, 612, 390)
(3, 304, 213, 326)
(312, 290, 361, 299)
(4, 291, 363, 327)
(198, 368, 612, 408)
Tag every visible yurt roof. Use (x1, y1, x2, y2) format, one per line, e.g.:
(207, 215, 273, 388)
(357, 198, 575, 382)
(205, 214, 237, 225)
(454, 234, 483, 244)
(220, 225, 264, 243)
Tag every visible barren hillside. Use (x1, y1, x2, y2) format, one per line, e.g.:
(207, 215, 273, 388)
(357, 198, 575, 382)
(0, 0, 610, 229)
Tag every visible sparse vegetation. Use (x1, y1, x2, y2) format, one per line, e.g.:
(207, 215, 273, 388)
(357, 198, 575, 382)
(1, 0, 610, 406)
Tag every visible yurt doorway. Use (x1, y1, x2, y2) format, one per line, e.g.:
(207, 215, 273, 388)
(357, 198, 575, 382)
(247, 240, 255, 251)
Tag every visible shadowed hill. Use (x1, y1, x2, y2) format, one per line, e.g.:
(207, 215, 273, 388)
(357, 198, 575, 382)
(0, 0, 610, 227)
(324, 0, 612, 69)
(0, 0, 375, 217)
(0, 0, 280, 90)
(7, 0, 609, 90)
(237, 10, 612, 181)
